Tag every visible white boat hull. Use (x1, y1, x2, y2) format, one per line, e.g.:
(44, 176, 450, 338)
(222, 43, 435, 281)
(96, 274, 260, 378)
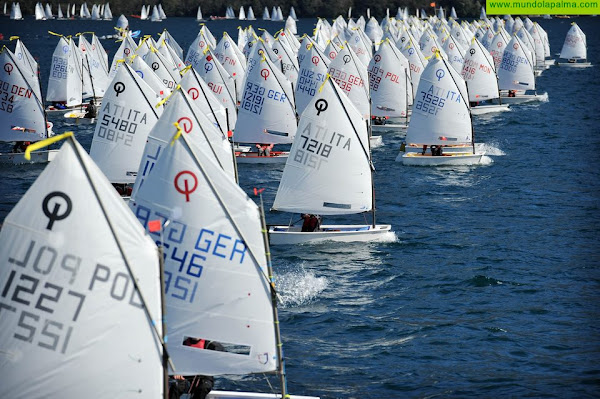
(497, 92, 548, 104)
(372, 122, 408, 131)
(268, 224, 392, 245)
(64, 110, 96, 124)
(403, 143, 483, 154)
(236, 151, 289, 164)
(470, 103, 510, 115)
(555, 61, 592, 68)
(399, 152, 485, 166)
(0, 150, 59, 164)
(206, 391, 319, 399)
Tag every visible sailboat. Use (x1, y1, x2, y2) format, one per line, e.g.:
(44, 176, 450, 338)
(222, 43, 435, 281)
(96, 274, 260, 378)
(0, 132, 165, 397)
(396, 52, 486, 166)
(496, 36, 548, 104)
(233, 42, 296, 164)
(269, 75, 392, 245)
(89, 63, 163, 185)
(238, 5, 246, 20)
(196, 5, 204, 21)
(368, 39, 411, 129)
(130, 120, 319, 398)
(461, 37, 510, 115)
(45, 36, 86, 112)
(556, 22, 591, 67)
(0, 46, 55, 164)
(295, 42, 330, 115)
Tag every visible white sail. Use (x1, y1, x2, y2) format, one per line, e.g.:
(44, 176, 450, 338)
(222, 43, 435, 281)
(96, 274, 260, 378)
(450, 7, 457, 19)
(0, 135, 163, 397)
(158, 29, 184, 61)
(399, 37, 427, 98)
(193, 48, 238, 128)
(290, 6, 298, 20)
(368, 40, 410, 118)
(559, 22, 587, 60)
(498, 36, 535, 91)
(262, 6, 270, 20)
(130, 54, 169, 98)
(80, 34, 110, 98)
(44, 2, 53, 18)
(489, 28, 510, 69)
(74, 42, 94, 100)
(234, 43, 296, 144)
(442, 34, 466, 74)
(273, 75, 371, 215)
(108, 34, 138, 79)
(213, 33, 247, 100)
(103, 2, 112, 19)
(80, 2, 90, 18)
(405, 54, 472, 146)
(35, 2, 45, 19)
(196, 5, 203, 21)
(89, 63, 162, 183)
(116, 13, 128, 29)
(91, 3, 99, 20)
(271, 37, 299, 83)
(285, 16, 298, 35)
(14, 38, 39, 76)
(140, 4, 148, 20)
(57, 3, 64, 19)
(46, 37, 83, 107)
(129, 126, 276, 376)
(461, 38, 499, 102)
(150, 5, 160, 21)
(347, 28, 373, 66)
(143, 49, 180, 92)
(179, 67, 230, 137)
(186, 31, 213, 70)
(276, 6, 284, 21)
(0, 48, 47, 142)
(131, 87, 234, 199)
(248, 6, 255, 20)
(158, 3, 166, 19)
(295, 45, 330, 115)
(327, 45, 370, 119)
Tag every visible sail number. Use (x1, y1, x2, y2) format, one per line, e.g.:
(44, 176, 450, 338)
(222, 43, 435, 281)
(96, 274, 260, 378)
(50, 56, 69, 80)
(500, 52, 529, 73)
(328, 67, 364, 94)
(415, 90, 446, 115)
(0, 80, 34, 113)
(134, 204, 248, 305)
(241, 82, 265, 115)
(297, 69, 326, 97)
(1, 240, 86, 355)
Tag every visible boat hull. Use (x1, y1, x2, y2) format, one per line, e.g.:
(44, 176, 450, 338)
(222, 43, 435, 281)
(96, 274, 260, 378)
(63, 110, 96, 124)
(207, 391, 319, 399)
(470, 103, 510, 115)
(555, 61, 592, 68)
(235, 151, 289, 164)
(400, 152, 485, 166)
(268, 224, 392, 245)
(497, 92, 548, 104)
(0, 150, 59, 164)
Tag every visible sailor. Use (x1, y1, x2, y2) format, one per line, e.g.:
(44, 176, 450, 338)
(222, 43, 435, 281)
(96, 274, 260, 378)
(12, 141, 30, 153)
(256, 143, 274, 156)
(301, 214, 321, 232)
(84, 99, 97, 118)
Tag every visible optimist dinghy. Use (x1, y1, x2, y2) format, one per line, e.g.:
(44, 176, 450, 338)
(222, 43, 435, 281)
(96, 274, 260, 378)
(269, 75, 392, 245)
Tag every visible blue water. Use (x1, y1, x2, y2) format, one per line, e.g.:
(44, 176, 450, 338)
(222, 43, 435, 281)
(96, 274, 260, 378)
(1, 15, 600, 398)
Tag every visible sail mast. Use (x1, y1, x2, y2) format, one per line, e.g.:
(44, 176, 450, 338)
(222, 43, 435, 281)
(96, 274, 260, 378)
(258, 193, 288, 398)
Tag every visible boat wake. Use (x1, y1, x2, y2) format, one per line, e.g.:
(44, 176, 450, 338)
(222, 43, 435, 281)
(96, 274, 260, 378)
(276, 266, 328, 308)
(477, 142, 505, 156)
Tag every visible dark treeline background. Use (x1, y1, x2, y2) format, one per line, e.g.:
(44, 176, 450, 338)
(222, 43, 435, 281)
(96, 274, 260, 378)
(13, 0, 484, 19)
